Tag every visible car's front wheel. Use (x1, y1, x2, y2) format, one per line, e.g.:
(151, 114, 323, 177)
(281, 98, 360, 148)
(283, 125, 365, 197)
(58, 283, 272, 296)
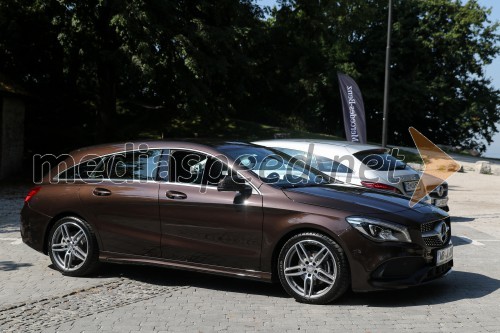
(278, 232, 350, 304)
(48, 216, 99, 276)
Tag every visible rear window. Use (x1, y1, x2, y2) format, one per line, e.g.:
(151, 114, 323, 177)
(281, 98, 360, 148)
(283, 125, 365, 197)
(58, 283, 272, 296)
(57, 157, 106, 180)
(275, 148, 352, 174)
(56, 150, 162, 181)
(354, 149, 407, 171)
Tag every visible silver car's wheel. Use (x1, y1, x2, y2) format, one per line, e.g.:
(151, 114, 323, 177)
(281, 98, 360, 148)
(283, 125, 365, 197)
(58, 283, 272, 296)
(278, 232, 349, 304)
(48, 217, 99, 276)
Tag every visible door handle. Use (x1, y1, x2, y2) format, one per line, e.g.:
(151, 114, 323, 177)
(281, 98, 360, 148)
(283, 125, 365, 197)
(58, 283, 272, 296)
(93, 188, 112, 196)
(166, 190, 187, 200)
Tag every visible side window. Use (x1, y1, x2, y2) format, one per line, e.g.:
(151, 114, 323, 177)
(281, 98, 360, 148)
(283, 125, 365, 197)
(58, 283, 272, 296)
(57, 157, 105, 180)
(156, 149, 169, 181)
(108, 150, 162, 181)
(170, 150, 228, 186)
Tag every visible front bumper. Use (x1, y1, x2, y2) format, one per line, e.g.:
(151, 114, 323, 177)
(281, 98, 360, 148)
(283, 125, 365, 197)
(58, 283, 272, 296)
(429, 183, 449, 210)
(340, 227, 453, 292)
(431, 197, 449, 210)
(370, 256, 453, 289)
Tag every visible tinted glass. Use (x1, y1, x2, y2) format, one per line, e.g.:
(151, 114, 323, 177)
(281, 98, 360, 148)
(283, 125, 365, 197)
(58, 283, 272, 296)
(108, 150, 161, 180)
(57, 157, 105, 180)
(170, 150, 228, 186)
(216, 144, 334, 188)
(354, 150, 407, 171)
(276, 148, 353, 174)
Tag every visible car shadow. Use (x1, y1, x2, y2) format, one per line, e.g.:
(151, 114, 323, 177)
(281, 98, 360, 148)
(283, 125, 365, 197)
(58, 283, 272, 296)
(0, 229, 20, 234)
(447, 185, 468, 191)
(0, 223, 21, 233)
(336, 271, 500, 307)
(451, 216, 475, 223)
(0, 260, 32, 271)
(92, 263, 288, 299)
(84, 264, 498, 306)
(451, 235, 472, 246)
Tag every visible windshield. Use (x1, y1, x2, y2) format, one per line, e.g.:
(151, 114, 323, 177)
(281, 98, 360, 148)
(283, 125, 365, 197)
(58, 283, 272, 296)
(216, 144, 335, 188)
(354, 149, 407, 171)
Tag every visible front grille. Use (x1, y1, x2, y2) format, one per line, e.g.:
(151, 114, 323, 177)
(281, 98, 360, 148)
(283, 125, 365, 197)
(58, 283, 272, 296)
(421, 218, 451, 248)
(421, 221, 435, 233)
(423, 236, 444, 247)
(423, 260, 453, 282)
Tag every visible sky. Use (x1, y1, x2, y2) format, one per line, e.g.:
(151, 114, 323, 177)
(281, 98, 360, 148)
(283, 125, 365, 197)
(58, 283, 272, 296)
(477, 0, 500, 157)
(257, 0, 500, 157)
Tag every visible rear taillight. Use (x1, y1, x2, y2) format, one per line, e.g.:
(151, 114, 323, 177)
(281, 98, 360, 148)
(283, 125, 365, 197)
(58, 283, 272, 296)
(361, 181, 402, 194)
(25, 186, 41, 203)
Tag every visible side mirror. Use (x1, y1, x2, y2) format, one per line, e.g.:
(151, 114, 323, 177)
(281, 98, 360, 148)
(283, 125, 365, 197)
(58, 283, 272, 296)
(217, 175, 250, 192)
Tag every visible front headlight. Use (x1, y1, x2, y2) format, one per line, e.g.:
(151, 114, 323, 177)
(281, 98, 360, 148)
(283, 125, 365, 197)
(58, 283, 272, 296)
(346, 216, 412, 243)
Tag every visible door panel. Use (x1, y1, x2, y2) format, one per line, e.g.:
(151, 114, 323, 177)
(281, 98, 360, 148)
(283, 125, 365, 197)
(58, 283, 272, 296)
(75, 149, 163, 257)
(159, 183, 263, 270)
(79, 181, 161, 257)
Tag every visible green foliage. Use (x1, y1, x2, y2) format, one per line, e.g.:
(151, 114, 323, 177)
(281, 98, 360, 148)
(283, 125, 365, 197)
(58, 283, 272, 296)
(0, 0, 498, 153)
(265, 0, 499, 152)
(351, 0, 500, 151)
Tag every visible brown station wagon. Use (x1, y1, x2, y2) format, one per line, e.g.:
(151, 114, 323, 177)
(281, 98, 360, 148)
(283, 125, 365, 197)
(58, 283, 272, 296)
(21, 141, 453, 304)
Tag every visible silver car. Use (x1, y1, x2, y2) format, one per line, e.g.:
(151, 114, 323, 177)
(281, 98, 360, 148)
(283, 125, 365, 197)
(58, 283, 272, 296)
(253, 139, 449, 211)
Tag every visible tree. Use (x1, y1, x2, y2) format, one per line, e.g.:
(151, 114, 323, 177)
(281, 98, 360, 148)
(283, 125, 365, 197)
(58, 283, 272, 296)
(0, 0, 264, 148)
(352, 0, 500, 151)
(0, 0, 498, 153)
(264, 0, 499, 151)
(254, 0, 356, 133)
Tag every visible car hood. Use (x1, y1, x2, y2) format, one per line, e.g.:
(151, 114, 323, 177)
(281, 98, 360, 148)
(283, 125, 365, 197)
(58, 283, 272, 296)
(283, 184, 447, 222)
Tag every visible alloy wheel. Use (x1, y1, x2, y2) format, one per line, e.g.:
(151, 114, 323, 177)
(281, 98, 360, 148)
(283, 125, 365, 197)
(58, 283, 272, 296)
(283, 239, 338, 299)
(50, 221, 89, 272)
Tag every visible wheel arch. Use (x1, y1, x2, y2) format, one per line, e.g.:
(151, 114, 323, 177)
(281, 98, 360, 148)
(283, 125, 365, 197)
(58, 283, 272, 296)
(43, 212, 93, 254)
(269, 225, 350, 282)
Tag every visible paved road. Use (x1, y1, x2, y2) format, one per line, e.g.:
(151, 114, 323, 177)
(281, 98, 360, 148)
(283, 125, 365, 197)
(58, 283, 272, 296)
(1, 172, 500, 332)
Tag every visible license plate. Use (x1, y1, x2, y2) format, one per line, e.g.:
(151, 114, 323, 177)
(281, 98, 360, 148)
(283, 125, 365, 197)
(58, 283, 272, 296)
(404, 180, 418, 192)
(436, 245, 453, 265)
(432, 198, 448, 207)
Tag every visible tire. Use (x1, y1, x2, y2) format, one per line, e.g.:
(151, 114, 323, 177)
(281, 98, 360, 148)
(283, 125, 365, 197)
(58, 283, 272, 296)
(48, 216, 100, 276)
(277, 232, 350, 304)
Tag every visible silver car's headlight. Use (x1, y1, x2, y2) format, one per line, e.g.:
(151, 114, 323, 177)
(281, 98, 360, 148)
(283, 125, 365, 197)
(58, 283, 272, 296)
(346, 216, 412, 243)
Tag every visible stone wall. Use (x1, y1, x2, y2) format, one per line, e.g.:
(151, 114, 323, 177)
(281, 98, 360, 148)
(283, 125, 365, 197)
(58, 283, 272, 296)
(0, 96, 25, 179)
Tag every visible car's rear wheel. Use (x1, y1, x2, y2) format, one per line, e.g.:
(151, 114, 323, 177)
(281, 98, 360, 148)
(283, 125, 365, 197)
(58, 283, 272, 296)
(48, 216, 99, 276)
(278, 232, 349, 304)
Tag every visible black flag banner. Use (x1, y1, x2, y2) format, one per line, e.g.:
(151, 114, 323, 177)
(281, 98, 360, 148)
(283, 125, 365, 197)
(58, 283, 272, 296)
(337, 73, 367, 143)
